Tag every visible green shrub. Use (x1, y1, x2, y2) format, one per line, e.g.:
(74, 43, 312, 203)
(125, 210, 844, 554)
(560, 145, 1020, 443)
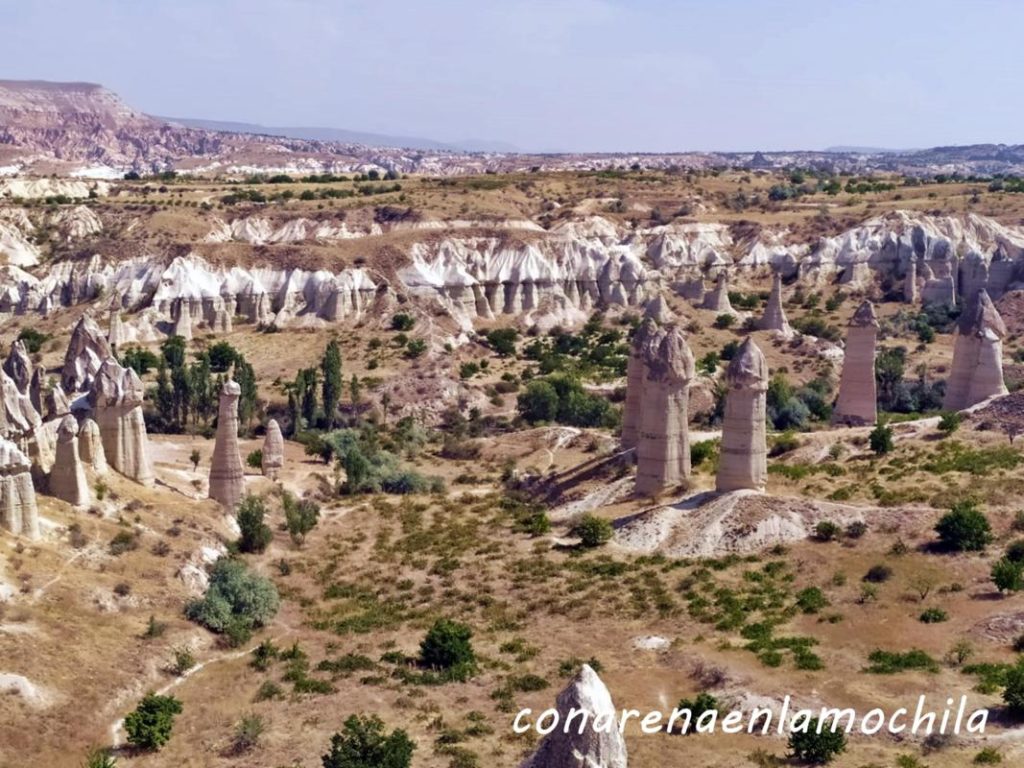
(391, 313, 416, 332)
(690, 439, 717, 467)
(974, 747, 1003, 764)
(1002, 661, 1024, 716)
(322, 714, 415, 768)
(796, 587, 829, 614)
(864, 649, 940, 674)
(673, 692, 719, 732)
(245, 449, 263, 469)
(713, 314, 736, 329)
(572, 514, 614, 547)
(420, 619, 477, 680)
(282, 491, 320, 546)
(813, 521, 841, 542)
(937, 411, 962, 435)
(123, 693, 183, 751)
(185, 559, 279, 645)
(992, 557, 1024, 593)
(237, 495, 273, 554)
(486, 328, 518, 357)
(935, 500, 992, 552)
(16, 327, 51, 354)
(863, 564, 893, 583)
(869, 422, 894, 455)
(919, 607, 948, 624)
(788, 718, 847, 764)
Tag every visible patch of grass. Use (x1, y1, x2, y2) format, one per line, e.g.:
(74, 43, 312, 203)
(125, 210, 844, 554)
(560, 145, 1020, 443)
(864, 649, 940, 674)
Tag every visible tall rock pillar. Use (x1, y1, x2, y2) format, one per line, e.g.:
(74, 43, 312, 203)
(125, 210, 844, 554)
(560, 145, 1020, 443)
(635, 325, 694, 496)
(758, 271, 792, 335)
(261, 419, 284, 479)
(209, 379, 245, 508)
(50, 415, 91, 507)
(944, 289, 1008, 410)
(621, 320, 658, 451)
(833, 301, 879, 426)
(716, 337, 769, 493)
(89, 359, 155, 486)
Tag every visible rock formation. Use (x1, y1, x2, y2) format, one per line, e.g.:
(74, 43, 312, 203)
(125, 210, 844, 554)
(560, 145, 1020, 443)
(635, 325, 694, 496)
(63, 314, 113, 392)
(108, 310, 130, 347)
(89, 359, 154, 485)
(3, 340, 33, 395)
(28, 368, 44, 415)
(49, 415, 90, 507)
(622, 320, 661, 452)
(519, 664, 627, 768)
(716, 338, 769, 493)
(208, 379, 245, 508)
(944, 289, 1008, 411)
(758, 271, 792, 335)
(78, 418, 108, 475)
(701, 272, 734, 314)
(45, 383, 71, 420)
(261, 419, 284, 479)
(905, 259, 920, 303)
(832, 301, 879, 426)
(171, 298, 193, 340)
(0, 437, 39, 539)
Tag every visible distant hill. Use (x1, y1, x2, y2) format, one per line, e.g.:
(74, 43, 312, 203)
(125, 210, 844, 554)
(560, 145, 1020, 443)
(825, 145, 917, 154)
(160, 117, 518, 153)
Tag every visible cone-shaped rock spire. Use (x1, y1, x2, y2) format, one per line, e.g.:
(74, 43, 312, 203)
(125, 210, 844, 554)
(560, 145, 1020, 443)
(701, 272, 734, 314)
(758, 272, 792, 335)
(89, 359, 154, 486)
(621, 320, 659, 451)
(635, 325, 695, 496)
(519, 664, 628, 768)
(3, 340, 33, 396)
(944, 289, 1008, 410)
(0, 437, 39, 539)
(261, 419, 284, 479)
(78, 417, 108, 475)
(833, 301, 879, 426)
(63, 314, 113, 393)
(716, 338, 769, 493)
(209, 379, 245, 508)
(50, 415, 90, 507)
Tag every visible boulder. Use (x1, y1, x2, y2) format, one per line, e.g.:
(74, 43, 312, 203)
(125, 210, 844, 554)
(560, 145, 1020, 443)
(519, 664, 628, 768)
(635, 324, 694, 496)
(62, 314, 113, 393)
(88, 359, 154, 485)
(261, 419, 284, 480)
(208, 379, 245, 508)
(0, 438, 39, 539)
(49, 415, 90, 507)
(716, 337, 769, 493)
(833, 301, 879, 426)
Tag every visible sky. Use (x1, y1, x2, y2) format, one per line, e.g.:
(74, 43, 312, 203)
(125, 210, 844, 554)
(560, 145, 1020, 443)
(1, 0, 1021, 153)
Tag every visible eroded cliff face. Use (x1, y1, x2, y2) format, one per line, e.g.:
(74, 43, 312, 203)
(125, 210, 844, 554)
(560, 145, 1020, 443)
(0, 208, 1023, 336)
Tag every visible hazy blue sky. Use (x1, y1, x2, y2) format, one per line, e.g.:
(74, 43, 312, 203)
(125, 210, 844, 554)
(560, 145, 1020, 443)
(1, 0, 1021, 152)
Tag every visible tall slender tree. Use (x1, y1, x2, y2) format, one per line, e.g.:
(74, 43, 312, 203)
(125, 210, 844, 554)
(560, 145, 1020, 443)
(321, 340, 343, 428)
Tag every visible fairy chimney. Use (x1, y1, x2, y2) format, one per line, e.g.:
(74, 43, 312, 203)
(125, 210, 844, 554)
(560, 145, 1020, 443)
(833, 301, 879, 426)
(78, 418, 108, 475)
(3, 340, 33, 396)
(89, 359, 154, 486)
(208, 379, 245, 508)
(635, 325, 694, 496)
(701, 272, 734, 314)
(519, 664, 628, 768)
(0, 437, 39, 539)
(905, 259, 920, 304)
(716, 338, 769, 493)
(758, 271, 792, 335)
(50, 415, 90, 507)
(261, 419, 284, 479)
(622, 315, 664, 451)
(63, 314, 113, 393)
(944, 289, 1008, 411)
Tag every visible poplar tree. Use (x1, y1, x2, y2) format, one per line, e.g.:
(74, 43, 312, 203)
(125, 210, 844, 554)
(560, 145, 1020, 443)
(321, 340, 343, 428)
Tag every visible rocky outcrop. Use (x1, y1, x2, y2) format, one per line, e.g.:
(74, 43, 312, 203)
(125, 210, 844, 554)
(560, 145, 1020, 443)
(44, 383, 71, 420)
(78, 418, 107, 475)
(621, 321, 656, 452)
(3, 340, 33, 395)
(170, 298, 193, 340)
(758, 272, 792, 335)
(905, 259, 920, 303)
(107, 310, 130, 347)
(833, 301, 879, 426)
(0, 438, 39, 539)
(261, 419, 284, 480)
(635, 325, 694, 496)
(62, 314, 113, 393)
(88, 359, 154, 485)
(701, 272, 734, 313)
(519, 664, 627, 768)
(49, 416, 89, 507)
(716, 338, 769, 493)
(209, 380, 245, 508)
(944, 289, 1008, 411)
(28, 368, 43, 415)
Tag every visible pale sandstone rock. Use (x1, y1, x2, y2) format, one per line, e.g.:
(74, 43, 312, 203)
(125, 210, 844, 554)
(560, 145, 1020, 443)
(758, 271, 792, 335)
(261, 419, 284, 479)
(44, 382, 71, 420)
(944, 289, 1008, 411)
(208, 379, 245, 508)
(88, 359, 153, 485)
(716, 338, 769, 493)
(0, 438, 39, 539)
(701, 272, 734, 314)
(171, 298, 193, 340)
(635, 325, 694, 496)
(62, 314, 112, 392)
(905, 259, 920, 303)
(28, 368, 43, 415)
(642, 294, 674, 325)
(78, 418, 108, 475)
(833, 301, 879, 426)
(49, 415, 89, 507)
(519, 664, 628, 768)
(621, 320, 659, 451)
(107, 310, 130, 347)
(3, 340, 33, 395)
